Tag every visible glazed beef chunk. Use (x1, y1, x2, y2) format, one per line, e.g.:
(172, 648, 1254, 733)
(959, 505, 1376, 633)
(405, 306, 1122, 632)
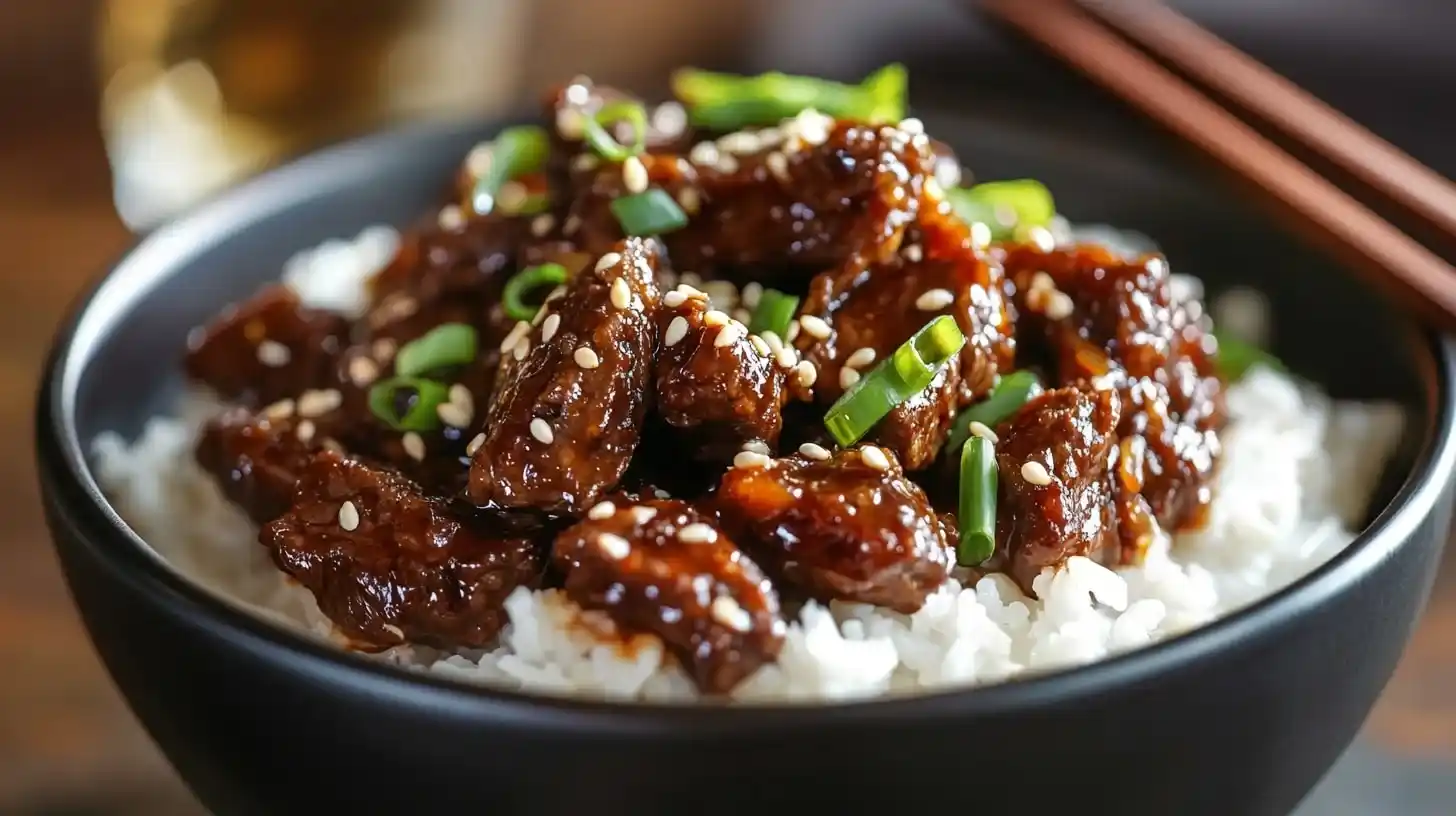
(715, 446, 954, 613)
(652, 285, 791, 464)
(262, 450, 542, 649)
(990, 386, 1123, 592)
(185, 284, 349, 407)
(553, 497, 785, 693)
(469, 238, 662, 514)
(196, 405, 325, 524)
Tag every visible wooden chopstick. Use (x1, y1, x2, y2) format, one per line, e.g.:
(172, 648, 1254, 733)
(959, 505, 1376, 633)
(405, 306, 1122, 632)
(979, 0, 1456, 332)
(1073, 0, 1456, 244)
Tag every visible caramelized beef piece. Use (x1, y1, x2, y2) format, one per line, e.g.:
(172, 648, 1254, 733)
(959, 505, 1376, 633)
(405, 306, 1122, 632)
(653, 287, 790, 464)
(715, 446, 953, 612)
(469, 238, 661, 514)
(262, 450, 542, 649)
(992, 386, 1122, 592)
(553, 498, 784, 693)
(196, 405, 327, 524)
(541, 79, 696, 201)
(184, 285, 348, 407)
(567, 116, 935, 285)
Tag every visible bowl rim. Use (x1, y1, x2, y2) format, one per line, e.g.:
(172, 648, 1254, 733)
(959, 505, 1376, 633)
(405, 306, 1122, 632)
(35, 115, 1456, 730)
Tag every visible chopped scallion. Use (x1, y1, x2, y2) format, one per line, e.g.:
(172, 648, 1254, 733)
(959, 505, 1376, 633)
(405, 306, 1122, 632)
(367, 377, 448, 432)
(946, 180, 1056, 241)
(610, 188, 689, 236)
(747, 290, 799, 338)
(958, 435, 998, 566)
(471, 126, 550, 215)
(582, 101, 649, 161)
(394, 323, 478, 378)
(1214, 331, 1284, 381)
(945, 370, 1040, 455)
(671, 63, 907, 130)
(502, 264, 569, 322)
(823, 315, 965, 447)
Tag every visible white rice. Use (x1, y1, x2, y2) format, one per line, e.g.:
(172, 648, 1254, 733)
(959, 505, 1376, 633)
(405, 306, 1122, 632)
(90, 224, 1406, 704)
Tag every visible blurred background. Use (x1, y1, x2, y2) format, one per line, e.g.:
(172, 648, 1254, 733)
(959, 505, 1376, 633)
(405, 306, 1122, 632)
(2, 0, 1453, 812)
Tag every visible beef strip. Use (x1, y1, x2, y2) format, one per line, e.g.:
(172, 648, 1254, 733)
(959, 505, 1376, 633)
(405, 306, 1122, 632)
(262, 450, 542, 649)
(989, 386, 1123, 592)
(652, 285, 790, 464)
(468, 237, 662, 515)
(714, 446, 954, 613)
(553, 497, 784, 693)
(184, 284, 349, 407)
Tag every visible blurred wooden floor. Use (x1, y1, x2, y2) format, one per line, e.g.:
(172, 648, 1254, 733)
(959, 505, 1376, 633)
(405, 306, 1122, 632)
(1, 106, 1453, 815)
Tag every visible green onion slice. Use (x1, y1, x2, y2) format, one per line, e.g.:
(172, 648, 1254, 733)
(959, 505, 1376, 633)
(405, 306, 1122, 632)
(471, 126, 550, 215)
(367, 377, 448, 432)
(671, 63, 907, 130)
(747, 290, 800, 338)
(582, 101, 649, 161)
(946, 180, 1056, 241)
(502, 264, 569, 322)
(610, 188, 689, 236)
(823, 315, 966, 447)
(394, 323, 479, 378)
(945, 370, 1040, 455)
(958, 435, 999, 566)
(1214, 331, 1284, 381)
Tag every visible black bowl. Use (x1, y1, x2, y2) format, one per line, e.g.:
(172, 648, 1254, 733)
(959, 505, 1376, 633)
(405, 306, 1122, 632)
(36, 113, 1456, 816)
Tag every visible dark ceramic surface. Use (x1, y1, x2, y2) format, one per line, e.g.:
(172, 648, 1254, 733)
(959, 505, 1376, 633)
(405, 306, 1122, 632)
(34, 114, 1456, 816)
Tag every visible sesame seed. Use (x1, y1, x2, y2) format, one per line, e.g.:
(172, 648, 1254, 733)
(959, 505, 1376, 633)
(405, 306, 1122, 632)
(437, 204, 465, 231)
(630, 507, 657, 525)
(689, 141, 720, 166)
(574, 346, 600, 369)
(437, 401, 472, 428)
(402, 432, 426, 462)
(321, 437, 345, 454)
(382, 623, 405, 639)
(544, 285, 567, 304)
(563, 214, 583, 235)
(538, 313, 561, 344)
(679, 272, 703, 287)
(677, 186, 702, 215)
(799, 314, 831, 340)
(794, 108, 831, 146)
(1027, 225, 1057, 253)
(733, 449, 771, 469)
(622, 156, 649, 194)
(664, 316, 689, 347)
(761, 331, 784, 354)
(703, 280, 738, 306)
(741, 282, 764, 309)
(1021, 461, 1053, 485)
(338, 501, 360, 531)
(902, 243, 924, 263)
(916, 288, 955, 311)
(263, 399, 295, 420)
(924, 177, 945, 201)
(968, 421, 999, 443)
(714, 323, 744, 348)
(710, 596, 752, 632)
(765, 151, 790, 182)
(587, 501, 617, 520)
(860, 445, 891, 471)
(556, 107, 585, 139)
(742, 440, 770, 455)
(799, 442, 831, 461)
(348, 356, 379, 387)
(531, 213, 555, 237)
(970, 221, 993, 248)
(496, 181, 529, 214)
(732, 307, 753, 325)
(775, 346, 799, 370)
(786, 321, 801, 342)
(749, 335, 771, 356)
(900, 117, 925, 135)
(715, 154, 740, 174)
(839, 367, 861, 389)
(295, 419, 316, 444)
(1030, 271, 1056, 292)
(719, 130, 761, 155)
(450, 385, 475, 412)
(595, 252, 622, 273)
(610, 277, 632, 310)
(571, 153, 599, 173)
(256, 340, 291, 367)
(652, 101, 687, 136)
(597, 533, 631, 560)
(1045, 291, 1075, 321)
(499, 320, 530, 353)
(466, 433, 486, 456)
(371, 338, 397, 362)
(704, 309, 730, 327)
(529, 418, 555, 444)
(466, 143, 493, 177)
(795, 360, 818, 388)
(844, 347, 877, 369)
(756, 126, 784, 147)
(678, 523, 719, 544)
(512, 337, 530, 361)
(297, 389, 342, 418)
(653, 488, 671, 499)
(662, 290, 688, 308)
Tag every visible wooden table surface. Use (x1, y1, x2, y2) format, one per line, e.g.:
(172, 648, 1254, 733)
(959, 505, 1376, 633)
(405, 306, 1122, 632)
(2, 109, 1453, 815)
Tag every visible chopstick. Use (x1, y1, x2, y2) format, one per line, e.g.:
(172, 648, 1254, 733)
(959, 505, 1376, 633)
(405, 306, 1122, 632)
(1074, 0, 1456, 244)
(979, 0, 1456, 332)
